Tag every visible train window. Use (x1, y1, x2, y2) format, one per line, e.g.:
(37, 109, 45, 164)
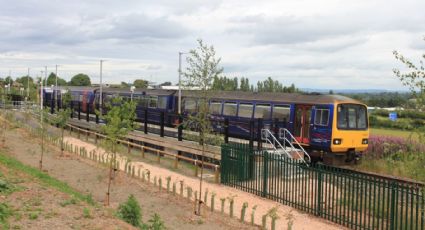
(184, 98, 197, 112)
(357, 106, 367, 129)
(223, 102, 237, 116)
(157, 96, 167, 109)
(149, 96, 158, 108)
(209, 101, 222, 114)
(337, 104, 368, 130)
(314, 109, 329, 126)
(273, 105, 290, 121)
(254, 104, 271, 119)
(79, 95, 83, 102)
(238, 103, 253, 118)
(139, 96, 149, 107)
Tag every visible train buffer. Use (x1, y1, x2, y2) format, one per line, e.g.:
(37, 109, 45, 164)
(261, 128, 311, 165)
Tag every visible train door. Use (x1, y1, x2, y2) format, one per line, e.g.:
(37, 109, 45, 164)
(294, 105, 312, 144)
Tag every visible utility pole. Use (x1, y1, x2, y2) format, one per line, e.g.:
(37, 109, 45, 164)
(44, 66, 47, 88)
(178, 52, 186, 114)
(99, 60, 105, 115)
(27, 68, 30, 99)
(55, 64, 58, 103)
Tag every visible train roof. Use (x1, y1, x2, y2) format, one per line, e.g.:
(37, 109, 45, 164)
(101, 87, 176, 96)
(181, 90, 362, 105)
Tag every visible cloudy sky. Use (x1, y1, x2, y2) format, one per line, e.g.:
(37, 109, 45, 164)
(0, 0, 424, 90)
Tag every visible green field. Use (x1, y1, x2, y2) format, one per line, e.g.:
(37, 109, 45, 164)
(370, 128, 421, 141)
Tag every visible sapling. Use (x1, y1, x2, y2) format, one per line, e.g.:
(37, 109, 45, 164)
(240, 202, 248, 222)
(204, 189, 208, 204)
(52, 90, 72, 157)
(172, 182, 176, 195)
(186, 186, 193, 200)
(166, 176, 171, 192)
(262, 214, 267, 230)
(251, 205, 258, 226)
(99, 96, 137, 206)
(220, 198, 225, 214)
(146, 170, 151, 182)
(267, 207, 279, 230)
(179, 180, 184, 196)
(210, 192, 216, 212)
(158, 177, 162, 191)
(182, 39, 224, 216)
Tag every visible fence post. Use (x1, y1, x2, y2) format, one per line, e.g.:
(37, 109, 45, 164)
(249, 120, 254, 149)
(160, 112, 164, 137)
(224, 118, 229, 143)
(262, 151, 268, 198)
(257, 118, 263, 150)
(96, 103, 99, 124)
(70, 101, 74, 118)
(86, 103, 90, 122)
(390, 181, 397, 230)
(144, 109, 148, 134)
(78, 101, 81, 120)
(316, 166, 323, 217)
(178, 115, 183, 141)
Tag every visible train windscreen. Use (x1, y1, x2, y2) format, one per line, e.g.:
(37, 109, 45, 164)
(337, 104, 368, 130)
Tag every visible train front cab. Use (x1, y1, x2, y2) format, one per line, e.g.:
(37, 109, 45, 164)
(327, 102, 369, 165)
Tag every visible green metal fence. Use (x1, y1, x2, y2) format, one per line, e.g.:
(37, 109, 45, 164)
(221, 143, 425, 230)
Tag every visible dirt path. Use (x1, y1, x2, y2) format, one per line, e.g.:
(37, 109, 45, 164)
(4, 125, 257, 230)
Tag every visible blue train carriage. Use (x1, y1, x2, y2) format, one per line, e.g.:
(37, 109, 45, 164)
(180, 91, 369, 163)
(98, 88, 176, 125)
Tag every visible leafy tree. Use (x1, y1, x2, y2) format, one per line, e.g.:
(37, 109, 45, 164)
(99, 96, 137, 205)
(4, 77, 12, 86)
(182, 39, 223, 215)
(46, 73, 67, 86)
(69, 73, 91, 86)
(51, 91, 72, 156)
(133, 79, 149, 89)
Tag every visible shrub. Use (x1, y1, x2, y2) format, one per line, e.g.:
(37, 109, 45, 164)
(117, 194, 142, 227)
(146, 213, 166, 230)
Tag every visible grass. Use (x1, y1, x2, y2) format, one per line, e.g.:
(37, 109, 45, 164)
(370, 128, 420, 141)
(0, 152, 95, 206)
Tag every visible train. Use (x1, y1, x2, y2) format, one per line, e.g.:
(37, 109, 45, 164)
(42, 86, 369, 164)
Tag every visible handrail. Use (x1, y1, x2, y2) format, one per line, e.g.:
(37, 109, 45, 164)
(261, 129, 293, 159)
(278, 128, 311, 164)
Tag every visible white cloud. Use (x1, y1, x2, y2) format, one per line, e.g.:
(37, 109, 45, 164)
(0, 0, 424, 90)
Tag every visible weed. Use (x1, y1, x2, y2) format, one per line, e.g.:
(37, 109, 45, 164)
(60, 197, 78, 207)
(28, 212, 38, 220)
(83, 207, 92, 219)
(0, 202, 12, 228)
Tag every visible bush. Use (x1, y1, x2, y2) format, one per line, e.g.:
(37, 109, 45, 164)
(117, 195, 142, 227)
(147, 213, 166, 230)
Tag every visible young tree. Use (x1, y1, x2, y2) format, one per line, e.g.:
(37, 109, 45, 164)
(182, 39, 223, 215)
(393, 37, 425, 139)
(51, 91, 72, 156)
(393, 39, 425, 111)
(99, 96, 137, 205)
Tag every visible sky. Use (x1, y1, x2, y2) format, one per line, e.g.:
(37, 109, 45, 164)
(0, 0, 424, 90)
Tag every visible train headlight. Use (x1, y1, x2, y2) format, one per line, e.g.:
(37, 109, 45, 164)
(362, 138, 368, 144)
(333, 139, 342, 145)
